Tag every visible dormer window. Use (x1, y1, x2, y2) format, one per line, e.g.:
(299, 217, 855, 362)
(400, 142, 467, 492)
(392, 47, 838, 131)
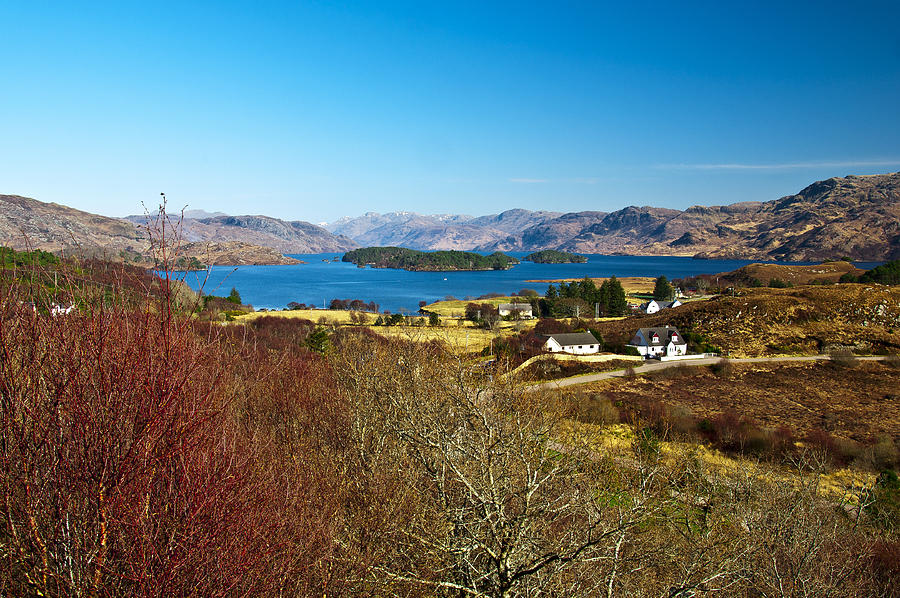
(651, 333, 660, 343)
(671, 333, 678, 342)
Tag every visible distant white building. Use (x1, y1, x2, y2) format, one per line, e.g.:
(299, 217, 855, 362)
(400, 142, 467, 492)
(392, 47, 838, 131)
(50, 303, 75, 316)
(544, 332, 601, 355)
(627, 326, 688, 358)
(498, 303, 533, 319)
(638, 299, 682, 314)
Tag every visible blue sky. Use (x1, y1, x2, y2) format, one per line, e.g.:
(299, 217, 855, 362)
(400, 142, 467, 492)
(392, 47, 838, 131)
(1, 1, 898, 223)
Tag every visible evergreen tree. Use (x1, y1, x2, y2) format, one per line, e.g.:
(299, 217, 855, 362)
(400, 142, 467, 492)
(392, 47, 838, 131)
(653, 276, 674, 301)
(305, 327, 330, 354)
(606, 276, 628, 316)
(227, 287, 242, 305)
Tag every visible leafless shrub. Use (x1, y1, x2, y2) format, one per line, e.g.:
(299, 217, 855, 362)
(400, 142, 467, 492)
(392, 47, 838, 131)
(829, 347, 857, 368)
(710, 357, 735, 379)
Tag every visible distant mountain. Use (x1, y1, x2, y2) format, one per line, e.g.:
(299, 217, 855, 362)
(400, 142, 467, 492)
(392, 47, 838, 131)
(326, 211, 474, 240)
(141, 208, 228, 219)
(551, 173, 898, 261)
(479, 173, 900, 261)
(478, 211, 608, 251)
(328, 209, 561, 250)
(126, 213, 358, 254)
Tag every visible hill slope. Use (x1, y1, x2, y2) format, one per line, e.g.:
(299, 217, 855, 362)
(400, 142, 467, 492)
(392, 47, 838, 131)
(0, 195, 147, 253)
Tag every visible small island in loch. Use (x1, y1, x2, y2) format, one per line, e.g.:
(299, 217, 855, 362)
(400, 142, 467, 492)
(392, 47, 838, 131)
(524, 249, 588, 264)
(342, 246, 519, 271)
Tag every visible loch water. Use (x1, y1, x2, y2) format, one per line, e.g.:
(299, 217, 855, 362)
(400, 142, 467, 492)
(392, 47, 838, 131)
(175, 253, 881, 314)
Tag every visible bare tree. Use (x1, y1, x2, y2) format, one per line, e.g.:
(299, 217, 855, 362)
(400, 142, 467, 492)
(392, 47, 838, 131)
(333, 335, 674, 597)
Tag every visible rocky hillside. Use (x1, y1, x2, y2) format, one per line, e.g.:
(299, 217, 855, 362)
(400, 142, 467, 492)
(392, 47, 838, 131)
(716, 261, 866, 286)
(483, 173, 899, 261)
(0, 194, 147, 253)
(596, 284, 900, 358)
(0, 195, 347, 266)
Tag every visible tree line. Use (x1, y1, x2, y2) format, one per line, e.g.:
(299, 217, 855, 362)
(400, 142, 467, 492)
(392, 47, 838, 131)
(541, 276, 628, 317)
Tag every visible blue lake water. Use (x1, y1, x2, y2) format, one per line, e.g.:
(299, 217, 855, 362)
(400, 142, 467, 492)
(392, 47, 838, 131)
(174, 253, 881, 314)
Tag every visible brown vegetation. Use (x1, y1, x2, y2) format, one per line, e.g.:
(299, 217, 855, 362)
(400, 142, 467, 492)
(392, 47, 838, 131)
(573, 360, 900, 464)
(1, 248, 898, 595)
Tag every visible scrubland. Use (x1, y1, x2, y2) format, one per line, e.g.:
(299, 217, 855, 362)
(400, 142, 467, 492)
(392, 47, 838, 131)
(1, 255, 898, 597)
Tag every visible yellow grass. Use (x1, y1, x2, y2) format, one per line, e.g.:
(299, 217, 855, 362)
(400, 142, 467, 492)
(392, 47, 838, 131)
(370, 325, 503, 352)
(422, 296, 533, 318)
(234, 308, 356, 324)
(562, 419, 876, 502)
(232, 308, 531, 353)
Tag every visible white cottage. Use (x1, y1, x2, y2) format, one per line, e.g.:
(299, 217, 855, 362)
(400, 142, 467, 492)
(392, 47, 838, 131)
(638, 299, 682, 314)
(627, 326, 688, 358)
(544, 332, 601, 355)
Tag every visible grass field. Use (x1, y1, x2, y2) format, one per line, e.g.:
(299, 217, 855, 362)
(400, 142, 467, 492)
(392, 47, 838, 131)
(233, 307, 532, 353)
(235, 308, 357, 324)
(369, 325, 504, 352)
(559, 421, 875, 502)
(422, 296, 533, 318)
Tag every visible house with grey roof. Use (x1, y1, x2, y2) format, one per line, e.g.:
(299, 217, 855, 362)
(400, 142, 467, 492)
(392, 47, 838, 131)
(543, 332, 601, 355)
(627, 325, 687, 358)
(638, 299, 683, 314)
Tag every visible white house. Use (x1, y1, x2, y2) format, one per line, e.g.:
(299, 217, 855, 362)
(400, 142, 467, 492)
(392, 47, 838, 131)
(50, 303, 75, 316)
(627, 326, 688, 358)
(498, 303, 533, 319)
(544, 332, 601, 355)
(638, 299, 682, 314)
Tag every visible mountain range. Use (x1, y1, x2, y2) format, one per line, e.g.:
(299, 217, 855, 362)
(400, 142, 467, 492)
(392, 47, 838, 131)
(326, 173, 900, 261)
(1, 172, 898, 264)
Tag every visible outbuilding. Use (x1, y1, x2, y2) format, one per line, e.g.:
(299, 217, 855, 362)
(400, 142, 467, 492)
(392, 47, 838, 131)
(638, 299, 682, 314)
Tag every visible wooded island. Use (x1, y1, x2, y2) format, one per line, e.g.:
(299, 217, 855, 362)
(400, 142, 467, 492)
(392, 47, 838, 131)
(523, 249, 588, 263)
(342, 246, 519, 271)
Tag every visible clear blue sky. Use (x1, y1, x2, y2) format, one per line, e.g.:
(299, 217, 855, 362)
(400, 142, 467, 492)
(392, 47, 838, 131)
(2, 1, 898, 223)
